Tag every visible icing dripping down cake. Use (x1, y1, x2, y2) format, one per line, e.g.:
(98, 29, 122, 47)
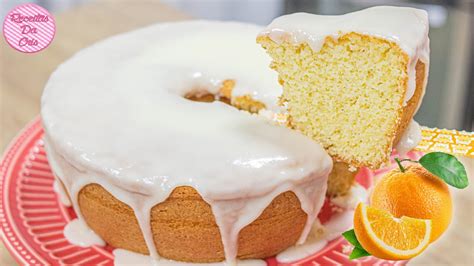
(41, 6, 428, 265)
(42, 21, 332, 263)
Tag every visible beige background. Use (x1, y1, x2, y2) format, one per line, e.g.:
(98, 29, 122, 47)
(1, 1, 473, 265)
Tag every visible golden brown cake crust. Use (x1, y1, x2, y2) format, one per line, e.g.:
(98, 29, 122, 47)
(392, 60, 426, 146)
(78, 183, 307, 262)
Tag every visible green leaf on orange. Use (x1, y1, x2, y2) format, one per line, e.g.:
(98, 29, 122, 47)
(419, 152, 468, 189)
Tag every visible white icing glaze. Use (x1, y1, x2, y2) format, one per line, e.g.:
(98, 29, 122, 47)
(331, 183, 368, 209)
(63, 218, 105, 247)
(42, 21, 332, 264)
(395, 119, 422, 156)
(276, 198, 360, 263)
(276, 219, 327, 263)
(259, 6, 430, 105)
(323, 210, 355, 241)
(113, 249, 266, 266)
(53, 178, 71, 207)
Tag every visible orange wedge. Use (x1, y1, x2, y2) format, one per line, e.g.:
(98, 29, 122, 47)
(354, 203, 431, 260)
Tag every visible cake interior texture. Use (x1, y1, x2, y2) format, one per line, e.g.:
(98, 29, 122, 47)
(258, 33, 417, 168)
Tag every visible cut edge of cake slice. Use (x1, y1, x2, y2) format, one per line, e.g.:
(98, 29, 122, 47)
(257, 7, 429, 169)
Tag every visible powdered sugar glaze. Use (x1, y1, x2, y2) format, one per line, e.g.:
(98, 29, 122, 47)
(259, 6, 430, 105)
(41, 21, 332, 265)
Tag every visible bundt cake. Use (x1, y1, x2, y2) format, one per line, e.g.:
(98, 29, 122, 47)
(42, 21, 332, 264)
(41, 6, 429, 265)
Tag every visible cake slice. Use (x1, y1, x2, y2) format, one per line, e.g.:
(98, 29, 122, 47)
(258, 6, 429, 168)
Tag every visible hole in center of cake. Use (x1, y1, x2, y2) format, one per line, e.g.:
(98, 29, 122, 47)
(183, 79, 234, 104)
(184, 90, 231, 104)
(183, 79, 266, 114)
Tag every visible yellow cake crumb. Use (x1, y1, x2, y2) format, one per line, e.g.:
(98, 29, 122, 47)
(258, 33, 410, 168)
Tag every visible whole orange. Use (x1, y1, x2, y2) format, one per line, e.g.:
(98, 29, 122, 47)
(370, 164, 452, 242)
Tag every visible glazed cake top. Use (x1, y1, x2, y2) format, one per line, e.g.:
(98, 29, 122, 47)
(42, 22, 333, 262)
(260, 6, 428, 57)
(41, 21, 332, 200)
